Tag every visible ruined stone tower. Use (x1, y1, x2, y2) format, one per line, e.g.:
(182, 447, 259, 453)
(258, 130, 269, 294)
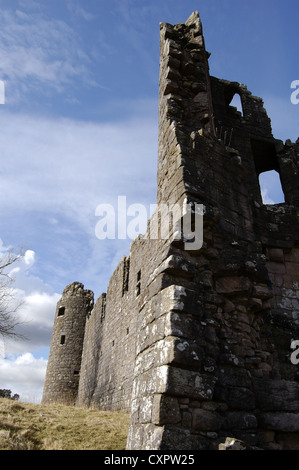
(42, 282, 94, 405)
(43, 12, 299, 450)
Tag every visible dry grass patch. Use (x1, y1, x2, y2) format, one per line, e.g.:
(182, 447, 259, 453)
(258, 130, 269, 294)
(0, 398, 129, 450)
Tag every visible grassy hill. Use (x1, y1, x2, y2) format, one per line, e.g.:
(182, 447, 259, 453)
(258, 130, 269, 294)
(0, 398, 129, 450)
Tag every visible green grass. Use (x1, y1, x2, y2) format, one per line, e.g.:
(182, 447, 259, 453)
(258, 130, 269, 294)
(0, 398, 130, 450)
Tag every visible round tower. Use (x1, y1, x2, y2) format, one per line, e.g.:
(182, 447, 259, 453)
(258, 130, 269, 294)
(42, 282, 94, 405)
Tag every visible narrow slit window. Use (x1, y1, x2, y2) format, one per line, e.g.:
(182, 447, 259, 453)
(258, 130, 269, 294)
(122, 257, 130, 296)
(136, 270, 141, 297)
(60, 335, 65, 345)
(100, 295, 106, 323)
(58, 306, 65, 317)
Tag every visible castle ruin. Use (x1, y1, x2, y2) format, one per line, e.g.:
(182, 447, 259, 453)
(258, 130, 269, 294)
(42, 12, 299, 450)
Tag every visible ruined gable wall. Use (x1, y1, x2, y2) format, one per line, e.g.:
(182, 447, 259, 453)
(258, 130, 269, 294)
(157, 12, 213, 207)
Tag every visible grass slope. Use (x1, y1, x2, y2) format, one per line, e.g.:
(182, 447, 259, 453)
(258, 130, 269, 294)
(0, 398, 129, 450)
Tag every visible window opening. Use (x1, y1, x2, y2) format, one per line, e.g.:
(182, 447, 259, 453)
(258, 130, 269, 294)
(251, 138, 278, 174)
(100, 294, 106, 323)
(259, 170, 285, 204)
(224, 86, 244, 117)
(58, 306, 65, 317)
(60, 335, 65, 345)
(122, 256, 130, 296)
(229, 93, 243, 116)
(136, 270, 141, 297)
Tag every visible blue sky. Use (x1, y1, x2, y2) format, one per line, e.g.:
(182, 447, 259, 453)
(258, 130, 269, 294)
(0, 0, 298, 402)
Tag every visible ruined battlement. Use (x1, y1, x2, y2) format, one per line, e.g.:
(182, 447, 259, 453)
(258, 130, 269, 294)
(42, 12, 299, 450)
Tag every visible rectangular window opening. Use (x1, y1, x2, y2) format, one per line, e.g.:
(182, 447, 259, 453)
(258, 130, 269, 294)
(60, 335, 65, 345)
(100, 294, 106, 322)
(259, 170, 285, 205)
(250, 139, 285, 205)
(58, 306, 65, 317)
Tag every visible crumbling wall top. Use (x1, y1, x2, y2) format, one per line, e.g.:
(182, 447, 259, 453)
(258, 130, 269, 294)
(62, 282, 94, 302)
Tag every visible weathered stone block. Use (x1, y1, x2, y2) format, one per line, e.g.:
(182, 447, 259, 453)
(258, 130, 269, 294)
(215, 276, 252, 295)
(152, 394, 181, 425)
(192, 408, 222, 432)
(253, 285, 273, 299)
(253, 379, 299, 411)
(259, 412, 299, 432)
(268, 248, 284, 263)
(166, 367, 216, 400)
(222, 412, 257, 430)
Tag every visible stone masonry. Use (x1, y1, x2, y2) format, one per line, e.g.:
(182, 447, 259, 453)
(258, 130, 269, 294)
(42, 12, 299, 450)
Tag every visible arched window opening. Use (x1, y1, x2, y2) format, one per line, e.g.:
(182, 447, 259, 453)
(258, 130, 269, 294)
(259, 170, 285, 204)
(229, 93, 243, 116)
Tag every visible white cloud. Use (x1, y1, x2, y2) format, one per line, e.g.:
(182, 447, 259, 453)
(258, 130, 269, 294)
(17, 291, 59, 330)
(0, 107, 157, 235)
(0, 5, 97, 103)
(0, 242, 60, 353)
(0, 232, 66, 404)
(24, 250, 35, 266)
(261, 188, 275, 205)
(0, 353, 47, 403)
(0, 242, 60, 402)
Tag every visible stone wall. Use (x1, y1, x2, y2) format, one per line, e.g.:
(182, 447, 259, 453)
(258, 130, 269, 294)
(77, 233, 172, 411)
